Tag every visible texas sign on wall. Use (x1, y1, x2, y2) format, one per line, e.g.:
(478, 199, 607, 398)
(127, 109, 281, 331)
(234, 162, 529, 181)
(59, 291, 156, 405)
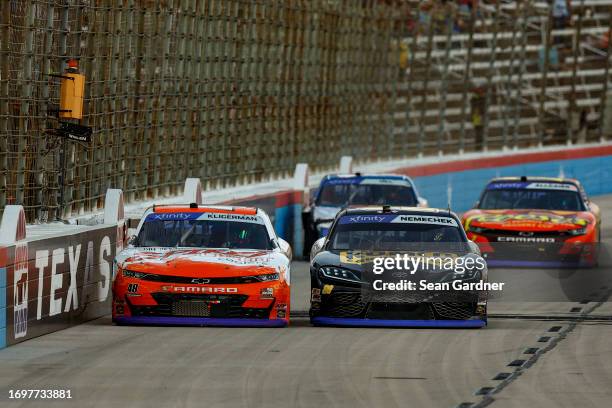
(2, 225, 122, 346)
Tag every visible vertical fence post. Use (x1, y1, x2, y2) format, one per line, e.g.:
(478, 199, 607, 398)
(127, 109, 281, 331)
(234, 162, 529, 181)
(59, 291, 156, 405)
(436, 13, 454, 155)
(482, 0, 502, 152)
(56, 0, 69, 220)
(458, 2, 477, 154)
(417, 18, 434, 157)
(512, 1, 530, 149)
(0, 1, 11, 213)
(598, 11, 612, 141)
(568, 0, 585, 145)
(538, 3, 555, 147)
(18, 2, 35, 214)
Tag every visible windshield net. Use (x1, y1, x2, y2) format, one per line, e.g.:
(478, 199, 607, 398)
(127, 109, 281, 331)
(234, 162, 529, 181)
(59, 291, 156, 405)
(329, 222, 466, 251)
(136, 216, 271, 249)
(479, 189, 584, 211)
(317, 183, 417, 207)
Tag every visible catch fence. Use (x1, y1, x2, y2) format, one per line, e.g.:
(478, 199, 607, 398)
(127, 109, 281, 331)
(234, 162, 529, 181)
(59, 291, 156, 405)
(1, 0, 611, 221)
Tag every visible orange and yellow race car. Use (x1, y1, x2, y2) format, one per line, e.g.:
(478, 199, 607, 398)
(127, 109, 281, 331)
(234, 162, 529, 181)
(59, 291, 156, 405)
(462, 177, 600, 267)
(112, 205, 292, 327)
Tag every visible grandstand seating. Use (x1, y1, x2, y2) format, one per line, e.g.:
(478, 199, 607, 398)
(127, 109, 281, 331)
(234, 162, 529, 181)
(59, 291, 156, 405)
(395, 0, 612, 154)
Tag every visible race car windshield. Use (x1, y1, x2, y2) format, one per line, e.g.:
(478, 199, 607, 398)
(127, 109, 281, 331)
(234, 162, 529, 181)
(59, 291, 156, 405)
(329, 222, 467, 251)
(479, 188, 585, 211)
(316, 182, 417, 207)
(135, 218, 272, 249)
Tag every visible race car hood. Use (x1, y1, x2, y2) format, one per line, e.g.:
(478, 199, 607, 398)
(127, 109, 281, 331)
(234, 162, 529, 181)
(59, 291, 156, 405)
(463, 209, 594, 232)
(115, 247, 288, 278)
(313, 248, 473, 271)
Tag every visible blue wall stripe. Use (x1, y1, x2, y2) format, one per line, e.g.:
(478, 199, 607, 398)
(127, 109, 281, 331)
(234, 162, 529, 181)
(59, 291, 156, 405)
(413, 155, 612, 213)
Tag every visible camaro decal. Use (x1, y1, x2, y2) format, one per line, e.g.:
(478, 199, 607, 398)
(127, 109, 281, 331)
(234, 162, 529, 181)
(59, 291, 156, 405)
(161, 286, 239, 293)
(497, 236, 556, 243)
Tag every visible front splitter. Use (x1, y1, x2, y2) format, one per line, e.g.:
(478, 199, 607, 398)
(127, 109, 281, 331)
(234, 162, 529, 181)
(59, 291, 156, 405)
(311, 317, 486, 328)
(114, 316, 288, 327)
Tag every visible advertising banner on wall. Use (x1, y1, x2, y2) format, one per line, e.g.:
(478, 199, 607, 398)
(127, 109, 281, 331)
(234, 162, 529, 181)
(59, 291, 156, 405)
(2, 225, 121, 346)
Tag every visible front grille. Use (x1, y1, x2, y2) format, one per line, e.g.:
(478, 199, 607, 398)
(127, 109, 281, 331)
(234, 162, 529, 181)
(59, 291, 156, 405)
(129, 293, 271, 319)
(136, 274, 266, 284)
(319, 293, 477, 320)
(172, 300, 211, 317)
(324, 292, 367, 317)
(484, 229, 571, 239)
(365, 303, 435, 320)
(431, 302, 475, 320)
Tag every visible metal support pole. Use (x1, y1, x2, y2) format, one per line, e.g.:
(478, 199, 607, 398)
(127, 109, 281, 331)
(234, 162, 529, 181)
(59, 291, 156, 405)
(458, 3, 477, 154)
(512, 1, 530, 148)
(538, 4, 555, 147)
(598, 10, 612, 141)
(436, 14, 454, 155)
(417, 18, 435, 156)
(56, 1, 69, 220)
(568, 0, 585, 144)
(482, 0, 502, 152)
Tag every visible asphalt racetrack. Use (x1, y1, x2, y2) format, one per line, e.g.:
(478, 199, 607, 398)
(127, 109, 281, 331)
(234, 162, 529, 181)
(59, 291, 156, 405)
(2, 197, 612, 408)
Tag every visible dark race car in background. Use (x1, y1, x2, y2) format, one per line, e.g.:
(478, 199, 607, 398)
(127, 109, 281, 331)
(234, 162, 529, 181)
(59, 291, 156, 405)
(462, 177, 600, 268)
(302, 173, 428, 256)
(309, 207, 488, 328)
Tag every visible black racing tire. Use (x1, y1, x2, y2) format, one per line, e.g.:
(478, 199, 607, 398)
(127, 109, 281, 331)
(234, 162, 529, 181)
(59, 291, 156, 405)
(302, 213, 317, 258)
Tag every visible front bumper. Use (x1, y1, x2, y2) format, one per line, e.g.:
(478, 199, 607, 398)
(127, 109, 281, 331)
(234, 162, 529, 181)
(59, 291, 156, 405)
(112, 277, 290, 325)
(310, 280, 487, 325)
(311, 317, 486, 328)
(114, 316, 288, 327)
(468, 234, 598, 268)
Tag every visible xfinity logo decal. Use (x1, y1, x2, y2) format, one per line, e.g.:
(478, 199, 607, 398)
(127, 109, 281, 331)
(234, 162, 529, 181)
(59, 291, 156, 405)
(347, 215, 389, 223)
(147, 213, 200, 221)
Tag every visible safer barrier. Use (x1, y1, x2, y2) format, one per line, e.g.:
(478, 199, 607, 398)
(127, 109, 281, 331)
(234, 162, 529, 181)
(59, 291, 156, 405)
(0, 190, 125, 349)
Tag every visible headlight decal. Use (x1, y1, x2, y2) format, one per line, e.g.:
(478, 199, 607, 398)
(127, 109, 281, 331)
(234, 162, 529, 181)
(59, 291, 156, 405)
(319, 266, 361, 283)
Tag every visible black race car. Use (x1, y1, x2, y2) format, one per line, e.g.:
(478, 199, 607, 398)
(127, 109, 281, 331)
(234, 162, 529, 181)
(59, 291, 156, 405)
(309, 206, 489, 327)
(302, 173, 427, 257)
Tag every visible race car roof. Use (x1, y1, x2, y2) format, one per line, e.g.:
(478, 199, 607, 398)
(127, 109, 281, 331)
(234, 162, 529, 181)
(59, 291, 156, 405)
(323, 173, 412, 182)
(152, 205, 258, 215)
(339, 206, 460, 219)
(489, 176, 580, 186)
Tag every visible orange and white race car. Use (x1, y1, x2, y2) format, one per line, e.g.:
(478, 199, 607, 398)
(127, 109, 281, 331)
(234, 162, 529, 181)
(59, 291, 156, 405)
(462, 177, 600, 267)
(112, 204, 292, 327)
